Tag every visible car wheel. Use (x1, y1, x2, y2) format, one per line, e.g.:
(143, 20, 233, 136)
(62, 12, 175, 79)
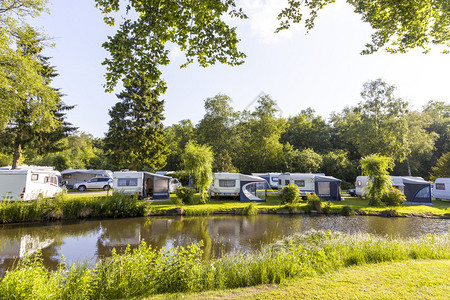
(103, 185, 111, 191)
(78, 185, 86, 192)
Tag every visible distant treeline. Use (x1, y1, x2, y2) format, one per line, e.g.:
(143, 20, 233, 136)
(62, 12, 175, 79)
(4, 80, 449, 188)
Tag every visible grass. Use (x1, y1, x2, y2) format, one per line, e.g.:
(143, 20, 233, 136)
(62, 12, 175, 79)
(150, 259, 450, 299)
(1, 231, 448, 299)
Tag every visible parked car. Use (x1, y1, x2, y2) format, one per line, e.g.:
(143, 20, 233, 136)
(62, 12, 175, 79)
(347, 189, 357, 196)
(73, 177, 113, 191)
(169, 178, 182, 193)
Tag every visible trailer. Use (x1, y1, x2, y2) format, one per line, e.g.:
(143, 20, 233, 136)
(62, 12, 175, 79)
(278, 173, 316, 199)
(251, 173, 280, 189)
(355, 176, 422, 197)
(113, 171, 171, 200)
(0, 167, 62, 201)
(209, 173, 268, 202)
(432, 178, 450, 200)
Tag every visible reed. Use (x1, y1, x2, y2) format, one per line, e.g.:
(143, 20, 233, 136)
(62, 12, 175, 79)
(0, 230, 448, 299)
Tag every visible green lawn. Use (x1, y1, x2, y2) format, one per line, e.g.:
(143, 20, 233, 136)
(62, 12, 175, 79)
(147, 259, 450, 299)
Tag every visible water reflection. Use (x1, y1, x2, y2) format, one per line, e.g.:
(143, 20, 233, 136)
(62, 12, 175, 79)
(0, 215, 448, 274)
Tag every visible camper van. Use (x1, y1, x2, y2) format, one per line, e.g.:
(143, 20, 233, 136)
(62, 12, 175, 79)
(113, 171, 171, 199)
(433, 178, 450, 200)
(278, 173, 315, 199)
(209, 173, 268, 202)
(251, 173, 280, 189)
(0, 167, 62, 201)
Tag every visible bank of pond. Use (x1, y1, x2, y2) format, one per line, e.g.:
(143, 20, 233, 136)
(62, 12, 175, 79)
(0, 229, 448, 299)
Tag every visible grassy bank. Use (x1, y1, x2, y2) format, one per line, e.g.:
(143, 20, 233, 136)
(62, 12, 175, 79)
(0, 192, 448, 224)
(152, 259, 450, 299)
(0, 231, 448, 299)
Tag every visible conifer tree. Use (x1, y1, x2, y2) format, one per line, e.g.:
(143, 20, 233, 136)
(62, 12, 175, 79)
(104, 75, 167, 171)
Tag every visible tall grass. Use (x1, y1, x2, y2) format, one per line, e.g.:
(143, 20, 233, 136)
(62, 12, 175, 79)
(0, 192, 146, 224)
(0, 230, 448, 299)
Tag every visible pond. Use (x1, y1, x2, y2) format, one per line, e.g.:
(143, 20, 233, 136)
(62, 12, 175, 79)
(0, 215, 448, 275)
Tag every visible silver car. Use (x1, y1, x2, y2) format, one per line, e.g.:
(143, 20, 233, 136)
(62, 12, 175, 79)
(73, 177, 113, 191)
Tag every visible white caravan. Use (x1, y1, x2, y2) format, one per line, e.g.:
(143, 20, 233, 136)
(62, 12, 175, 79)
(355, 175, 424, 197)
(113, 171, 171, 199)
(278, 173, 315, 199)
(209, 172, 241, 198)
(432, 178, 450, 200)
(0, 167, 62, 201)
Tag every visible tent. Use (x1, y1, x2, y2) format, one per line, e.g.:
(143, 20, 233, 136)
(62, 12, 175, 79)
(402, 177, 432, 204)
(239, 174, 268, 202)
(314, 175, 342, 201)
(61, 169, 113, 189)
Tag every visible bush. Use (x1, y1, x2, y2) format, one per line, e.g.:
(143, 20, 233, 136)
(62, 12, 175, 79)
(199, 190, 209, 204)
(280, 184, 299, 204)
(322, 202, 332, 214)
(341, 205, 356, 216)
(307, 194, 322, 212)
(175, 187, 195, 205)
(242, 203, 258, 216)
(381, 188, 406, 206)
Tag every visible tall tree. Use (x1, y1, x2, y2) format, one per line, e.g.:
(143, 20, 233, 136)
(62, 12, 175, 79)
(0, 26, 71, 169)
(165, 119, 196, 171)
(0, 1, 58, 129)
(196, 94, 238, 172)
(277, 0, 450, 54)
(104, 75, 167, 171)
(95, 0, 246, 93)
(430, 152, 450, 180)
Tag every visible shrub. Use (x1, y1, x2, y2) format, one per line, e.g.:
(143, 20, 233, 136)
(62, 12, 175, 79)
(175, 187, 195, 205)
(322, 202, 332, 214)
(341, 205, 356, 216)
(280, 184, 299, 204)
(199, 190, 209, 204)
(242, 203, 258, 216)
(307, 194, 322, 212)
(381, 187, 406, 206)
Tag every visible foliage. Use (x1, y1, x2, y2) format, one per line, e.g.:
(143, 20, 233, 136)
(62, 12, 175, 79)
(94, 0, 246, 93)
(104, 75, 167, 171)
(182, 141, 214, 197)
(175, 187, 195, 205)
(360, 154, 394, 206)
(242, 203, 258, 216)
(381, 188, 406, 207)
(165, 120, 196, 171)
(280, 184, 299, 204)
(430, 152, 450, 180)
(277, 0, 450, 54)
(0, 231, 448, 299)
(340, 205, 356, 216)
(307, 194, 322, 212)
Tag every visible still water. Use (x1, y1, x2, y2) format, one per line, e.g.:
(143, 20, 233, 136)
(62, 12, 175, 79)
(0, 215, 448, 274)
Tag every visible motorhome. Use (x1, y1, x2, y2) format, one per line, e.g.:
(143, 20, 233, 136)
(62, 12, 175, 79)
(113, 171, 171, 199)
(0, 167, 62, 201)
(432, 178, 450, 200)
(209, 173, 268, 202)
(251, 173, 280, 189)
(278, 173, 315, 199)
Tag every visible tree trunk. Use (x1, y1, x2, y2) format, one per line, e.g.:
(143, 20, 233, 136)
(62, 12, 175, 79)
(12, 143, 21, 169)
(406, 157, 412, 176)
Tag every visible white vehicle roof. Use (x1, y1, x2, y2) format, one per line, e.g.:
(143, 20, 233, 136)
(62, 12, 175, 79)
(113, 171, 172, 180)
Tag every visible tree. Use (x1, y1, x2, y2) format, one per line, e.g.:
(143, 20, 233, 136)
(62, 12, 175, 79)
(277, 0, 450, 54)
(360, 154, 394, 206)
(0, 26, 72, 169)
(0, 1, 58, 129)
(182, 141, 214, 203)
(430, 152, 450, 180)
(196, 94, 239, 172)
(95, 0, 246, 93)
(104, 75, 167, 171)
(321, 150, 356, 186)
(165, 119, 196, 171)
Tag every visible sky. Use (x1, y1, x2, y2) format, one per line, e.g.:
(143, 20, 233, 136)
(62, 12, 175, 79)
(34, 0, 450, 138)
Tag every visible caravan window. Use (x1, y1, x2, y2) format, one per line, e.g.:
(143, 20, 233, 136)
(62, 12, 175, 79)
(118, 178, 138, 186)
(219, 180, 236, 187)
(294, 180, 305, 187)
(435, 183, 445, 190)
(62, 174, 72, 179)
(284, 179, 290, 185)
(356, 180, 362, 187)
(44, 176, 58, 185)
(271, 177, 278, 182)
(31, 174, 39, 181)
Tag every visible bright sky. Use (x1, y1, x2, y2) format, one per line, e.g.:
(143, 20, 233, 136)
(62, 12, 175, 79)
(35, 0, 450, 138)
